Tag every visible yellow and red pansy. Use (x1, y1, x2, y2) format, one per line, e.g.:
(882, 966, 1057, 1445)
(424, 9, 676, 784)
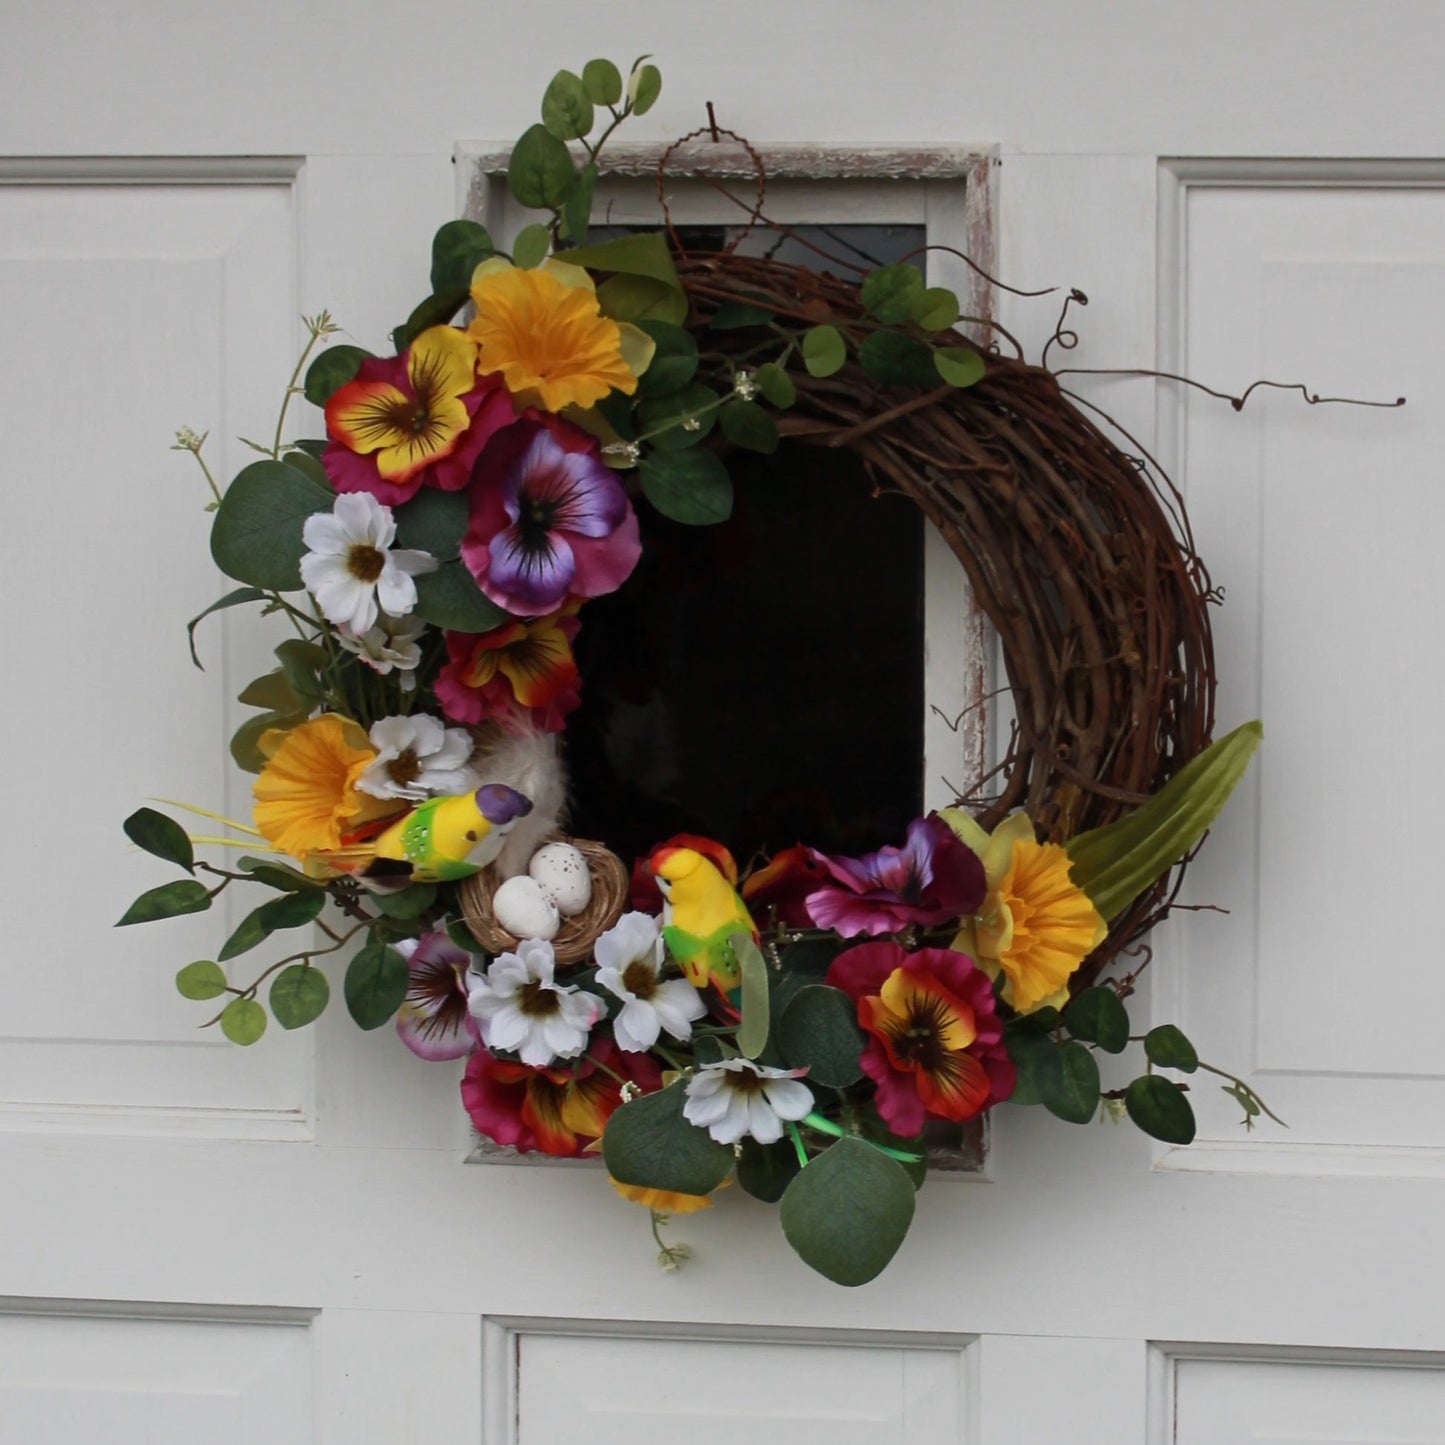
(434, 604, 582, 732)
(322, 325, 515, 506)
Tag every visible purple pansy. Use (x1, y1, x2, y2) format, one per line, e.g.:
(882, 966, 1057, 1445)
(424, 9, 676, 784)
(804, 815, 986, 937)
(394, 930, 478, 1061)
(460, 416, 641, 615)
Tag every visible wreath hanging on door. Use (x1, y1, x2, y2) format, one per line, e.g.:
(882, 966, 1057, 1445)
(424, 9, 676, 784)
(121, 55, 1276, 1286)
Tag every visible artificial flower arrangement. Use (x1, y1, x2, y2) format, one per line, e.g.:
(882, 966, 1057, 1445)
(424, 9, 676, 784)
(121, 55, 1273, 1286)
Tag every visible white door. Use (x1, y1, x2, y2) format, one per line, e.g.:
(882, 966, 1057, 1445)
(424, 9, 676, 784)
(4, 8, 1444, 1443)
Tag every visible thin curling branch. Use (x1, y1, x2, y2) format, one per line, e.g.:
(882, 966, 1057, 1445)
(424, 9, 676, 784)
(1052, 366, 1406, 412)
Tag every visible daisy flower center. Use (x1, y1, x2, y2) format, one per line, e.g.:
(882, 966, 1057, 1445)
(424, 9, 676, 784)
(517, 980, 562, 1017)
(385, 747, 422, 787)
(347, 543, 387, 583)
(726, 1070, 769, 1095)
(621, 960, 657, 1000)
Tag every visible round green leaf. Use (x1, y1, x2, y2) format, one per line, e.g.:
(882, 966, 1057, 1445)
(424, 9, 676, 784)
(776, 984, 865, 1089)
(736, 1137, 801, 1203)
(269, 965, 330, 1030)
(639, 449, 734, 526)
(779, 1137, 916, 1287)
(1045, 1040, 1102, 1125)
(302, 345, 369, 408)
(858, 330, 937, 386)
(1144, 1024, 1199, 1073)
(935, 345, 987, 389)
(636, 381, 718, 450)
(210, 460, 333, 591)
(719, 399, 779, 454)
(393, 487, 468, 561)
(512, 222, 551, 270)
(411, 560, 508, 632)
(636, 320, 699, 397)
(508, 123, 577, 210)
(1125, 1074, 1196, 1144)
(860, 263, 925, 324)
(801, 324, 846, 378)
(430, 218, 494, 295)
(582, 58, 623, 105)
(602, 1081, 734, 1195)
(1062, 986, 1130, 1054)
(220, 997, 267, 1046)
(393, 290, 468, 354)
(116, 879, 212, 927)
(912, 285, 960, 331)
(123, 807, 194, 874)
(754, 362, 796, 408)
(541, 68, 594, 141)
(1003, 1029, 1064, 1106)
(282, 449, 329, 488)
(344, 938, 409, 1030)
(628, 62, 662, 115)
(176, 960, 227, 1001)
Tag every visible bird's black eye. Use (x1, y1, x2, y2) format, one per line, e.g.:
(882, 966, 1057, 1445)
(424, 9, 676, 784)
(465, 830, 478, 842)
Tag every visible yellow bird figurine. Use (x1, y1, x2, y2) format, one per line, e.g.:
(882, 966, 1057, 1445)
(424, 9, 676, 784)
(366, 784, 533, 884)
(649, 836, 757, 996)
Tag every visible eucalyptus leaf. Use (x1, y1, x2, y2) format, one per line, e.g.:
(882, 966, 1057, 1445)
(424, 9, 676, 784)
(508, 123, 576, 210)
(602, 1081, 735, 1195)
(269, 965, 330, 1030)
(210, 460, 333, 591)
(512, 222, 552, 270)
(1061, 986, 1130, 1054)
(733, 932, 771, 1060)
(801, 324, 846, 378)
(176, 960, 227, 1000)
(1004, 1029, 1064, 1106)
(411, 560, 508, 632)
(779, 1137, 916, 1286)
(1144, 1024, 1199, 1073)
(220, 997, 267, 1046)
(754, 362, 796, 409)
(639, 449, 733, 526)
(636, 381, 717, 450)
(1125, 1074, 1196, 1145)
(736, 1137, 802, 1203)
(858, 330, 937, 386)
(582, 58, 623, 105)
(860, 263, 925, 324)
(775, 984, 864, 1089)
(117, 880, 212, 927)
(430, 218, 495, 295)
(302, 345, 370, 408)
(934, 345, 987, 388)
(123, 808, 194, 874)
(1046, 1040, 1102, 1125)
(541, 69, 594, 141)
(393, 487, 468, 561)
(635, 320, 699, 397)
(344, 937, 409, 1030)
(186, 587, 267, 669)
(719, 399, 779, 454)
(1066, 720, 1263, 922)
(282, 449, 330, 487)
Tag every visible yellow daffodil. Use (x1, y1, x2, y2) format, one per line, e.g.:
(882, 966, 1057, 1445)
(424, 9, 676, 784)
(467, 257, 654, 411)
(252, 715, 399, 861)
(940, 809, 1107, 1015)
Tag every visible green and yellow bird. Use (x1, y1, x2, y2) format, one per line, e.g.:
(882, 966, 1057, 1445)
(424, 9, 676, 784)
(363, 784, 533, 884)
(649, 835, 757, 995)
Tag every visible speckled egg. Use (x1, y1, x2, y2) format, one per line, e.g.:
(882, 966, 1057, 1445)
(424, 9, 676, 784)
(528, 842, 593, 918)
(492, 874, 561, 941)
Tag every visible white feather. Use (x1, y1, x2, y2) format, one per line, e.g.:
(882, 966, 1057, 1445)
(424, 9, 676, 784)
(466, 723, 568, 878)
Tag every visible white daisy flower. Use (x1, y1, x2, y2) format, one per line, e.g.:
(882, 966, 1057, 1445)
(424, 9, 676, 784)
(682, 1058, 814, 1146)
(355, 714, 479, 802)
(594, 911, 706, 1053)
(300, 491, 437, 635)
(467, 937, 602, 1068)
(338, 613, 426, 689)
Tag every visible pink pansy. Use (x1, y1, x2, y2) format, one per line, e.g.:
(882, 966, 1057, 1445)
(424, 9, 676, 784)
(460, 415, 641, 615)
(826, 941, 1015, 1137)
(805, 815, 986, 937)
(394, 930, 477, 1062)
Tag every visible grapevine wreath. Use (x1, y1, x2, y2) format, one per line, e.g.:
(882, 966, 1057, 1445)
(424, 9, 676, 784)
(121, 56, 1280, 1286)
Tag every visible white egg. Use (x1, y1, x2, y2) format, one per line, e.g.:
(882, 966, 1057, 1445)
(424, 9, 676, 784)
(528, 842, 593, 917)
(491, 875, 561, 941)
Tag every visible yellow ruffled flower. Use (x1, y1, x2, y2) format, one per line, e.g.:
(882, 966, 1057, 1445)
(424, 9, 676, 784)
(467, 257, 654, 412)
(940, 809, 1107, 1015)
(609, 1176, 728, 1215)
(252, 715, 398, 862)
